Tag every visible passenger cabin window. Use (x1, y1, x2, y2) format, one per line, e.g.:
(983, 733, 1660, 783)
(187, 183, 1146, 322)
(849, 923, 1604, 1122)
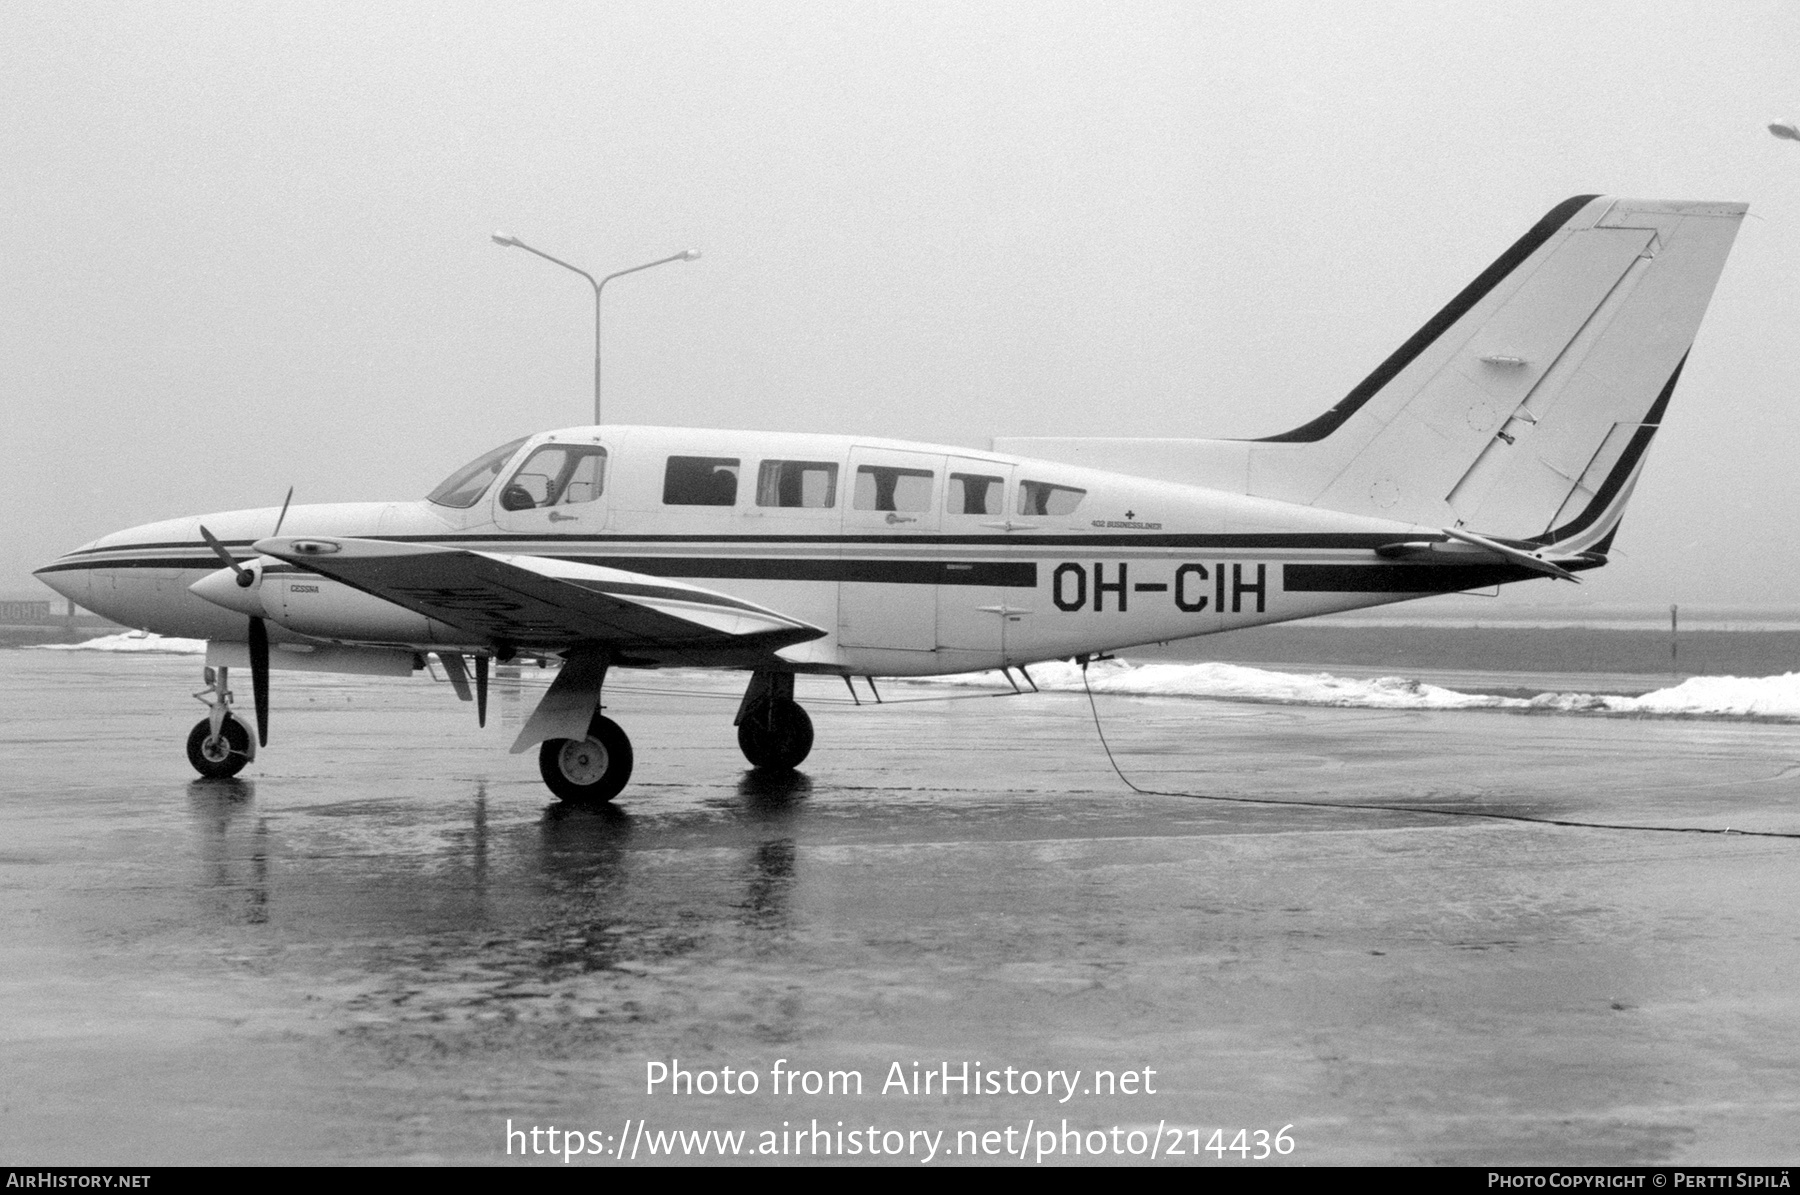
(1018, 480, 1086, 516)
(947, 472, 1004, 516)
(756, 460, 838, 508)
(854, 465, 933, 512)
(427, 437, 528, 509)
(499, 445, 607, 511)
(663, 456, 741, 506)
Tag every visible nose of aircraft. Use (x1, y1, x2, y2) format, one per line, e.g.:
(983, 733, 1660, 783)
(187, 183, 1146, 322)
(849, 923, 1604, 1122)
(189, 563, 268, 618)
(33, 559, 89, 607)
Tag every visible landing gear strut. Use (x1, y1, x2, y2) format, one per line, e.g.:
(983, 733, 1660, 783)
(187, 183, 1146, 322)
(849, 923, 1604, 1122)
(736, 671, 814, 771)
(187, 665, 255, 779)
(514, 651, 634, 803)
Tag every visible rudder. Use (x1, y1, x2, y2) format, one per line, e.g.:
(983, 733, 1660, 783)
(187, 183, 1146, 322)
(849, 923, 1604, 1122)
(1255, 196, 1745, 550)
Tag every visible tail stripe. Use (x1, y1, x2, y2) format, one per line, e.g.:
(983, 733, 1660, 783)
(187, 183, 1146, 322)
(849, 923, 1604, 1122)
(1528, 354, 1685, 546)
(1259, 194, 1601, 444)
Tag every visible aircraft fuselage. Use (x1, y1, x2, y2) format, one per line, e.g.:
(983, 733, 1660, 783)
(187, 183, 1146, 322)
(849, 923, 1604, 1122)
(36, 425, 1489, 677)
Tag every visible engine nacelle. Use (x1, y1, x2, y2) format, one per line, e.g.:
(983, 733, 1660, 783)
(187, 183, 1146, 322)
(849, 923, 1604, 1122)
(191, 561, 469, 645)
(262, 571, 466, 644)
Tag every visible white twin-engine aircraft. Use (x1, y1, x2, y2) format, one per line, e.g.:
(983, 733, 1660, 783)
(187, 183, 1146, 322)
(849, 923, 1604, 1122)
(36, 196, 1745, 803)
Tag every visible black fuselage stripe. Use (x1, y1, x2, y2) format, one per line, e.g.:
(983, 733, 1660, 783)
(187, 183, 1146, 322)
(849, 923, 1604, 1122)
(40, 554, 1045, 588)
(1283, 563, 1545, 592)
(49, 531, 1410, 558)
(36, 557, 225, 573)
(44, 554, 1578, 594)
(553, 557, 1037, 586)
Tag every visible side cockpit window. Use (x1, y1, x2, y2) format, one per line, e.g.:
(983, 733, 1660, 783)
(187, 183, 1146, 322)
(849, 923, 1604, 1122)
(1018, 480, 1086, 517)
(500, 445, 608, 511)
(427, 437, 529, 509)
(757, 460, 838, 508)
(947, 472, 1004, 516)
(663, 456, 741, 506)
(854, 465, 933, 512)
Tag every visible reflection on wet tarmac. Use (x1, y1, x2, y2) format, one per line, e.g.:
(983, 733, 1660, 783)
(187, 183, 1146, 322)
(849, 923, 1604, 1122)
(740, 839, 796, 930)
(732, 770, 809, 929)
(736, 768, 813, 806)
(9, 653, 1800, 1164)
(187, 778, 268, 924)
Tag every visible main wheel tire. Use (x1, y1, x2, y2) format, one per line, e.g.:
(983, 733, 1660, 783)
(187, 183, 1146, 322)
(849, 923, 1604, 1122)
(737, 699, 814, 770)
(538, 713, 634, 803)
(186, 715, 251, 779)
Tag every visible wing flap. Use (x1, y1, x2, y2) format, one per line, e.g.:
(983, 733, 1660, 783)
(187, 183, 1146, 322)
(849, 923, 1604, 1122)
(252, 537, 827, 656)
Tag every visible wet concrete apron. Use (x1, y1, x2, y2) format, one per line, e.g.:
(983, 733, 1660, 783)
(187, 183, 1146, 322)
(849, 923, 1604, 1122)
(3, 652, 1798, 1164)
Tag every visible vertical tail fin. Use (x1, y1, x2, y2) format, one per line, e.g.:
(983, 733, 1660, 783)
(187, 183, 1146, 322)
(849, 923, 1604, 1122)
(1252, 196, 1745, 550)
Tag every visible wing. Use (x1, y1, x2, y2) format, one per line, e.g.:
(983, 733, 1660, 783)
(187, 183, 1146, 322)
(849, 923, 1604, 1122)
(252, 536, 826, 662)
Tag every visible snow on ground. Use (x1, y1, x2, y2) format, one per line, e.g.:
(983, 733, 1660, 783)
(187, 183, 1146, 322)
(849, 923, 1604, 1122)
(30, 632, 206, 654)
(33, 635, 1800, 719)
(910, 658, 1800, 720)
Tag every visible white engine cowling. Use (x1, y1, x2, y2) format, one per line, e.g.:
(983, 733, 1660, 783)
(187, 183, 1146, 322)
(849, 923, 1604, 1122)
(264, 572, 448, 642)
(190, 561, 469, 645)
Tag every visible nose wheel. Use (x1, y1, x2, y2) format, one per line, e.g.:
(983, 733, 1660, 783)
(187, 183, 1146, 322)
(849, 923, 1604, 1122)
(186, 716, 252, 778)
(539, 713, 634, 803)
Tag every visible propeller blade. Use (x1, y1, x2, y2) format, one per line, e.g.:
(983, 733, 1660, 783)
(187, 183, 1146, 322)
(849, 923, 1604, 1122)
(198, 525, 246, 579)
(475, 654, 489, 729)
(248, 616, 270, 747)
(271, 487, 295, 538)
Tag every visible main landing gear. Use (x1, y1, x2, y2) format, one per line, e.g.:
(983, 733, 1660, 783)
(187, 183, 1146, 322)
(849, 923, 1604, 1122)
(539, 712, 634, 803)
(534, 667, 811, 805)
(735, 671, 814, 771)
(187, 665, 255, 779)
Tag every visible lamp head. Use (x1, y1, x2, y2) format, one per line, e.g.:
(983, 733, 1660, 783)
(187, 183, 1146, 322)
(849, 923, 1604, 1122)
(491, 231, 519, 247)
(680, 249, 701, 261)
(1769, 121, 1800, 142)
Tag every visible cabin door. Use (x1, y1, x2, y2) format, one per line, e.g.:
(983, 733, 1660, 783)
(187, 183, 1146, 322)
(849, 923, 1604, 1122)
(936, 457, 1018, 665)
(838, 446, 944, 652)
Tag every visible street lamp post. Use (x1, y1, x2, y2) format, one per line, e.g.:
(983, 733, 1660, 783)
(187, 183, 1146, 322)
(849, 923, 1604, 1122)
(491, 234, 700, 425)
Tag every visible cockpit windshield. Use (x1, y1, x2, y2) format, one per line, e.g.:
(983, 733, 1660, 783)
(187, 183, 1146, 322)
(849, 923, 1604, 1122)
(426, 437, 528, 508)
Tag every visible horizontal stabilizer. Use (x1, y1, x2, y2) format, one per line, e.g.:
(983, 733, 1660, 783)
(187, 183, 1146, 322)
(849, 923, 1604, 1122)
(1437, 526, 1581, 582)
(1375, 527, 1591, 582)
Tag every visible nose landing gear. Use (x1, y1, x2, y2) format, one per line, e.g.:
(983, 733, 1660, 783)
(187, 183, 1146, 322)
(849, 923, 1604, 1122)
(187, 665, 255, 779)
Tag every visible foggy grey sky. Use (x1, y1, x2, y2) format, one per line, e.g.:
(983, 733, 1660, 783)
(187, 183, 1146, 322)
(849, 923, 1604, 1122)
(6, 1, 1799, 612)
